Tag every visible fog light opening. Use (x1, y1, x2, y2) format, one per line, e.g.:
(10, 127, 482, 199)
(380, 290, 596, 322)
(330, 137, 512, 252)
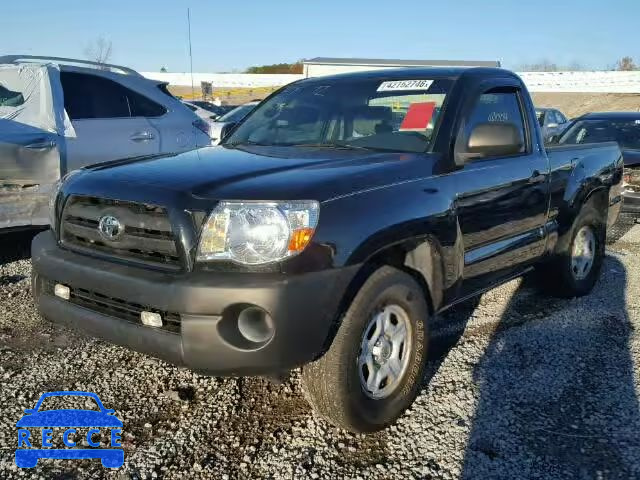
(237, 307, 274, 344)
(54, 283, 70, 300)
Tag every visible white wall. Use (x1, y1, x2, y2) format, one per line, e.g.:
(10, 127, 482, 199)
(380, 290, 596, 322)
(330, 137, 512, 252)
(518, 71, 640, 93)
(141, 72, 303, 88)
(141, 70, 640, 94)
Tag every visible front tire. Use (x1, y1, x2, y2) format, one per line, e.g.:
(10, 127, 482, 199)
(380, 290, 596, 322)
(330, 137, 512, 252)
(301, 266, 429, 433)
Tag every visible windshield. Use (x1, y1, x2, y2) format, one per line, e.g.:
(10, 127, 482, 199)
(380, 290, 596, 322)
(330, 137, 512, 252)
(224, 78, 452, 153)
(218, 103, 256, 123)
(559, 118, 640, 150)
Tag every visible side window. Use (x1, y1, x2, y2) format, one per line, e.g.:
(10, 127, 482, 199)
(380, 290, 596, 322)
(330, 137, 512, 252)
(128, 89, 166, 117)
(464, 91, 526, 155)
(60, 72, 166, 119)
(61, 72, 130, 119)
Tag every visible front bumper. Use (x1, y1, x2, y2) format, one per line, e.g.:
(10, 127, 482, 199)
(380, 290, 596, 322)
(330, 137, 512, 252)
(622, 189, 640, 215)
(32, 231, 359, 376)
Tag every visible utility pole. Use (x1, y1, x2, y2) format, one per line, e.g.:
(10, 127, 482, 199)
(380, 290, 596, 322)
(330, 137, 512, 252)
(187, 8, 194, 99)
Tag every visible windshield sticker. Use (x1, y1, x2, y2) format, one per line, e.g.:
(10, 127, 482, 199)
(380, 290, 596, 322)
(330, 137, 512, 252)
(399, 102, 436, 131)
(377, 80, 434, 92)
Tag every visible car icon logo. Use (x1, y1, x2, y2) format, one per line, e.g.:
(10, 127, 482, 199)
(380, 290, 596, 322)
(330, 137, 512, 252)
(98, 215, 124, 241)
(15, 391, 124, 469)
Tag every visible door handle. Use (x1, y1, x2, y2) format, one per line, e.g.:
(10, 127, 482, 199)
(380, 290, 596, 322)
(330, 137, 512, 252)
(528, 170, 546, 184)
(130, 132, 155, 142)
(23, 139, 56, 149)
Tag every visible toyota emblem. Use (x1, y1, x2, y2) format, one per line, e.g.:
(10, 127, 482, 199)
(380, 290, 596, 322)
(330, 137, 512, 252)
(98, 215, 124, 241)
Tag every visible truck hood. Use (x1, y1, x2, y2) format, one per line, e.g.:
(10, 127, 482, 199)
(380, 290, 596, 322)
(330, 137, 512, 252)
(78, 145, 436, 202)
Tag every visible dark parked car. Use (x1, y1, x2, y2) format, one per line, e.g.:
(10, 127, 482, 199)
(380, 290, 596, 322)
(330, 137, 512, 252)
(209, 101, 260, 144)
(555, 112, 640, 218)
(32, 67, 622, 433)
(536, 107, 570, 141)
(190, 100, 233, 117)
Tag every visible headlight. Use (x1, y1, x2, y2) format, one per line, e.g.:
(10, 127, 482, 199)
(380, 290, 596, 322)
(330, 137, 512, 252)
(49, 170, 81, 233)
(197, 200, 320, 265)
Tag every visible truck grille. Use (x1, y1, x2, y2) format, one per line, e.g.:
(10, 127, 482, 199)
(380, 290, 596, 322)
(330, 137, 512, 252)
(44, 279, 181, 334)
(60, 196, 181, 270)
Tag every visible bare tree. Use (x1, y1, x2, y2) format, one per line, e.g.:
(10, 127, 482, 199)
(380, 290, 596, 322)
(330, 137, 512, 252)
(520, 59, 587, 72)
(616, 56, 637, 71)
(520, 60, 559, 72)
(84, 37, 113, 67)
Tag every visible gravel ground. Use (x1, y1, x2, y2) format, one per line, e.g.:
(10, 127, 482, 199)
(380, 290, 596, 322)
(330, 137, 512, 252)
(0, 225, 639, 479)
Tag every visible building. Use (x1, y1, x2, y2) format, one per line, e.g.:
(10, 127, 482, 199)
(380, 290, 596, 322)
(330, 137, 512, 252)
(302, 57, 501, 78)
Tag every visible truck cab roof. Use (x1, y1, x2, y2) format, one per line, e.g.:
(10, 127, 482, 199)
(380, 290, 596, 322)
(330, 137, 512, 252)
(299, 66, 519, 84)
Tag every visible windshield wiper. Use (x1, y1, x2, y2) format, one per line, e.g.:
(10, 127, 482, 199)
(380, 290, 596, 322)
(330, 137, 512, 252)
(269, 143, 395, 151)
(225, 141, 402, 153)
(224, 140, 272, 147)
(334, 143, 402, 152)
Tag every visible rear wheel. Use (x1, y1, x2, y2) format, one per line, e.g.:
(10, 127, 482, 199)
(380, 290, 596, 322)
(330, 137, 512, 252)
(301, 266, 429, 433)
(538, 205, 605, 298)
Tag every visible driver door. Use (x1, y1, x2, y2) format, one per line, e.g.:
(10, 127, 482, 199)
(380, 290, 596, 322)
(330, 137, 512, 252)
(453, 83, 550, 293)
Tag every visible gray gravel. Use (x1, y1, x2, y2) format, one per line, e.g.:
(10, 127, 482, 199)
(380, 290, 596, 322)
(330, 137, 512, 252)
(1, 226, 639, 479)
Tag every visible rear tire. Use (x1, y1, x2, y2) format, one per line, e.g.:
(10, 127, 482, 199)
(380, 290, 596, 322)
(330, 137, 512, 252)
(538, 205, 605, 298)
(301, 266, 429, 433)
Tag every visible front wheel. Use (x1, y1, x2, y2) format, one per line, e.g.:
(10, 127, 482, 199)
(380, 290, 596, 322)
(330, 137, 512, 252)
(301, 266, 429, 433)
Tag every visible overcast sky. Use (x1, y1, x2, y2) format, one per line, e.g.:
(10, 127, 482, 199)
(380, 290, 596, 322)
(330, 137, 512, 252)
(2, 0, 638, 72)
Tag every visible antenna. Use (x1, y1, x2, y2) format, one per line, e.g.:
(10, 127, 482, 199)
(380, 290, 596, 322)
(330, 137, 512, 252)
(187, 8, 194, 100)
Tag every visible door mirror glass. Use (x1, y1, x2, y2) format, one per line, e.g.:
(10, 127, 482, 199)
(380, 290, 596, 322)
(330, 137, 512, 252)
(466, 122, 524, 158)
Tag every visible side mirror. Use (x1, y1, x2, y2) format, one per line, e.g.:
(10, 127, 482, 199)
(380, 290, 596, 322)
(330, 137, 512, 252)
(209, 114, 219, 121)
(547, 122, 559, 128)
(460, 122, 524, 163)
(219, 122, 238, 141)
(547, 134, 560, 144)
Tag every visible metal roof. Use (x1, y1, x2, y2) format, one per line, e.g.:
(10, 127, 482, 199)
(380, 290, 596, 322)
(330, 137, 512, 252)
(303, 57, 500, 68)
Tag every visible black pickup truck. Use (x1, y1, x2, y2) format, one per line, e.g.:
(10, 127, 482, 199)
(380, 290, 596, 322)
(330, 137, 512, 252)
(32, 67, 623, 433)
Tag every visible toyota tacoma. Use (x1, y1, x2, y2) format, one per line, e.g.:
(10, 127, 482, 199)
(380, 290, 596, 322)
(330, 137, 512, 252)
(32, 67, 623, 433)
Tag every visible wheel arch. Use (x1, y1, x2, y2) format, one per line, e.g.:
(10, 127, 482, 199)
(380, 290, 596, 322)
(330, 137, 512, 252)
(318, 236, 450, 356)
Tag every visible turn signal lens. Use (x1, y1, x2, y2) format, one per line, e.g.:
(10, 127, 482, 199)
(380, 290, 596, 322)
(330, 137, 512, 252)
(288, 227, 314, 252)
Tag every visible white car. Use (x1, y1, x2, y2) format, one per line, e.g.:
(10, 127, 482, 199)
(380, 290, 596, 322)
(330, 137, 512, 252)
(0, 55, 211, 229)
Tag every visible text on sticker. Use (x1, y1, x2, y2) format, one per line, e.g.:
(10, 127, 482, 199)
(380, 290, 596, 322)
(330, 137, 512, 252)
(377, 80, 434, 92)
